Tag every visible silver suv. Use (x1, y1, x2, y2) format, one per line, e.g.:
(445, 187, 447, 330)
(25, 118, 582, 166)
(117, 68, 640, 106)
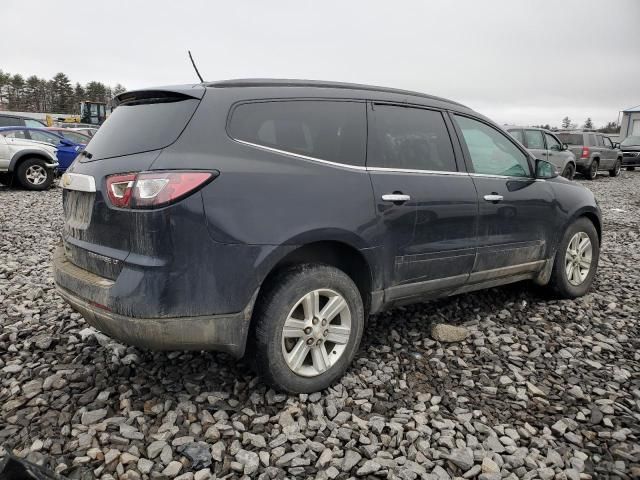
(556, 130, 622, 180)
(506, 126, 577, 179)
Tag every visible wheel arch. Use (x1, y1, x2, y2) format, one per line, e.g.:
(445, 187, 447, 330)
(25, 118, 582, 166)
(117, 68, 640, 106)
(258, 240, 376, 312)
(9, 150, 56, 172)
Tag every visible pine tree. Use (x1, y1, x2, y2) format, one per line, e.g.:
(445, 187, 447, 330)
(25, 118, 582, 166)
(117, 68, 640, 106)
(583, 118, 593, 129)
(561, 116, 571, 129)
(51, 73, 74, 113)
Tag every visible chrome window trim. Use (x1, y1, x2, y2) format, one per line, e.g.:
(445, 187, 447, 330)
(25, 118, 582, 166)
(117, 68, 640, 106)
(469, 172, 534, 180)
(232, 137, 547, 181)
(232, 139, 468, 176)
(367, 166, 467, 176)
(231, 138, 368, 171)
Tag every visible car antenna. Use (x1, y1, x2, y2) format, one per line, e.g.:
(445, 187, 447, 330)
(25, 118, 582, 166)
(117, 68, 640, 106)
(188, 50, 204, 83)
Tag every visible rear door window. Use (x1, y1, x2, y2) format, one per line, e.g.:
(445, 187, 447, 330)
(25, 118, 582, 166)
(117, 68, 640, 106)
(588, 134, 597, 146)
(524, 129, 545, 149)
(368, 104, 457, 171)
(228, 100, 366, 166)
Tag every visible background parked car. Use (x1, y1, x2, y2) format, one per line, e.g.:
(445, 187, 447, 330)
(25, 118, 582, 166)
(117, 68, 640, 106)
(0, 113, 46, 128)
(58, 123, 100, 137)
(619, 135, 640, 170)
(0, 127, 84, 173)
(46, 127, 92, 145)
(506, 126, 577, 179)
(556, 130, 622, 180)
(0, 130, 58, 190)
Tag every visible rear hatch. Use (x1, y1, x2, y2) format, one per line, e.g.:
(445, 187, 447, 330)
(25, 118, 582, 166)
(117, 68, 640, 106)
(556, 133, 585, 159)
(62, 86, 205, 279)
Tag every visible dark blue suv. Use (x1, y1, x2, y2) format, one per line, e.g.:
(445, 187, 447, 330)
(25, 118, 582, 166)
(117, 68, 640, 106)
(53, 80, 602, 392)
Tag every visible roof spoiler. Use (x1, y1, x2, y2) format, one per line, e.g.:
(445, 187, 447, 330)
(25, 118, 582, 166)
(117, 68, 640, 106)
(114, 85, 206, 107)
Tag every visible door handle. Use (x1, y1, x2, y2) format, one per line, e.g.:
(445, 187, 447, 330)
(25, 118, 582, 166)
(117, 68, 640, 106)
(382, 193, 411, 203)
(483, 194, 503, 202)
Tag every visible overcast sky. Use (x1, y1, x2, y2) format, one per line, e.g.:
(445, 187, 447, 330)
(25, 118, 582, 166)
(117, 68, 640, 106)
(4, 0, 639, 127)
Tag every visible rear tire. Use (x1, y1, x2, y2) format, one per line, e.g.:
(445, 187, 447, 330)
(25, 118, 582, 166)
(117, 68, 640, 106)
(609, 159, 622, 177)
(561, 163, 575, 180)
(548, 217, 599, 299)
(253, 264, 364, 393)
(586, 160, 598, 180)
(16, 158, 53, 191)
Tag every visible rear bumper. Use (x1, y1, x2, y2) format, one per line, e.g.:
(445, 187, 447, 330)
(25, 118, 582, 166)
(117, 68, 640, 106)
(53, 247, 252, 357)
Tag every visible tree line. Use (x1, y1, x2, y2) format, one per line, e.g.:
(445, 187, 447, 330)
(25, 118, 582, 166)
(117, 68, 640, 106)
(533, 117, 619, 134)
(0, 70, 125, 114)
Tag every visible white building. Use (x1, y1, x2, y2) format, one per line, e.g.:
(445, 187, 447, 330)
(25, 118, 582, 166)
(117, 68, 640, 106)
(620, 105, 640, 140)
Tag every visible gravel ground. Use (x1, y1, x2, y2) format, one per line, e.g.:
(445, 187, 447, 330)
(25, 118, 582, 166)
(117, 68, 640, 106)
(0, 173, 638, 480)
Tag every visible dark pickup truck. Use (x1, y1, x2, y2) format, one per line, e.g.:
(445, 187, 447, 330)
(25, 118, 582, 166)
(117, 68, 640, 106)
(619, 135, 640, 170)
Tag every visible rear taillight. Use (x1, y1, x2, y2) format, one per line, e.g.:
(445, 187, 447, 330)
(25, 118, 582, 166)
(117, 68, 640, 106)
(581, 147, 590, 159)
(105, 171, 216, 209)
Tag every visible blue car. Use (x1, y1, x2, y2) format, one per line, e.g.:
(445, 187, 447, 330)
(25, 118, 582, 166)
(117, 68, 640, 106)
(0, 126, 85, 172)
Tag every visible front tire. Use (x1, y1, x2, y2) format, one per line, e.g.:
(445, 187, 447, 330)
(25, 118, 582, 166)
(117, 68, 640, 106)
(561, 163, 575, 180)
(586, 160, 598, 180)
(549, 218, 599, 298)
(16, 158, 54, 190)
(609, 159, 622, 177)
(253, 264, 364, 393)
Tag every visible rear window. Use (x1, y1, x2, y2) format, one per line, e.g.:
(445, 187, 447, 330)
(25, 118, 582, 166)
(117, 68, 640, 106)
(83, 94, 200, 161)
(557, 133, 584, 145)
(228, 100, 366, 166)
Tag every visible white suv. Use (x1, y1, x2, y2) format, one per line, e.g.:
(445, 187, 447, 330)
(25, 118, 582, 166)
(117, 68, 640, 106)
(0, 131, 59, 190)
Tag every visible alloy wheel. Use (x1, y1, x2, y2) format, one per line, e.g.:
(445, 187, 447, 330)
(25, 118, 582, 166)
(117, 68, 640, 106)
(565, 232, 592, 286)
(281, 289, 351, 377)
(25, 165, 48, 186)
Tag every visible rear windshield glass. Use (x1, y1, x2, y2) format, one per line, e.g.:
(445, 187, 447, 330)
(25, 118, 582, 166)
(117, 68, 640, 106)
(557, 133, 584, 145)
(228, 100, 366, 166)
(83, 96, 200, 161)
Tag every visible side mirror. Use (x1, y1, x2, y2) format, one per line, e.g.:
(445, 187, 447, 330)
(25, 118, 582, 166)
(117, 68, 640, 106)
(613, 142, 620, 149)
(535, 159, 558, 179)
(562, 143, 569, 151)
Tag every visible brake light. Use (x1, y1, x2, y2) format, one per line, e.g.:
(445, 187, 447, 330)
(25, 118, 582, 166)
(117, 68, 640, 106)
(581, 147, 590, 159)
(105, 171, 216, 209)
(106, 173, 136, 208)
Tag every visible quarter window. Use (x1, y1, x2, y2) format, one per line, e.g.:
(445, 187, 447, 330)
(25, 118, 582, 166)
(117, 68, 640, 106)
(596, 135, 604, 147)
(508, 129, 524, 143)
(454, 115, 531, 177)
(368, 105, 457, 171)
(228, 100, 366, 166)
(524, 129, 545, 149)
(544, 133, 562, 151)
